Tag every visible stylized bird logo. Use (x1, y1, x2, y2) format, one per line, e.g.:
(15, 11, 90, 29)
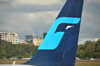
(38, 17, 80, 50)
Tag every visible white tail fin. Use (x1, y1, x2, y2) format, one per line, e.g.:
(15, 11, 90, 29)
(12, 61, 16, 65)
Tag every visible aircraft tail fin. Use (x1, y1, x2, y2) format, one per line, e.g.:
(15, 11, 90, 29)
(24, 0, 84, 66)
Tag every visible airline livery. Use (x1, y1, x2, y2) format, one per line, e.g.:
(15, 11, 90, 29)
(0, 0, 84, 66)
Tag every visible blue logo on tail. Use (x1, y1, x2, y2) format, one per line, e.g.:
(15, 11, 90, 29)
(38, 17, 80, 50)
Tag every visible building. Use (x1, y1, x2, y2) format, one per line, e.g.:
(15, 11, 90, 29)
(95, 38, 100, 42)
(43, 33, 47, 39)
(25, 35, 33, 43)
(25, 34, 38, 43)
(33, 38, 43, 46)
(21, 41, 28, 44)
(0, 32, 18, 44)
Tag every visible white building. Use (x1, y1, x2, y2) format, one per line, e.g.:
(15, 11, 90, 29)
(95, 38, 100, 42)
(0, 32, 18, 44)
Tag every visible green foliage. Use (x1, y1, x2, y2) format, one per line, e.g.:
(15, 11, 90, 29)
(0, 40, 38, 59)
(77, 50, 86, 58)
(0, 39, 100, 59)
(77, 39, 100, 59)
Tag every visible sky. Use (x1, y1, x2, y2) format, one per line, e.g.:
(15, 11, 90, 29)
(0, 0, 100, 44)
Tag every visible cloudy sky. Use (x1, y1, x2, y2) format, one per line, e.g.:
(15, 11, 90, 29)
(0, 0, 100, 44)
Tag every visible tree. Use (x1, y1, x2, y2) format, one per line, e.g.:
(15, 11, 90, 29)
(77, 40, 100, 59)
(0, 50, 6, 59)
(77, 50, 86, 58)
(0, 40, 38, 59)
